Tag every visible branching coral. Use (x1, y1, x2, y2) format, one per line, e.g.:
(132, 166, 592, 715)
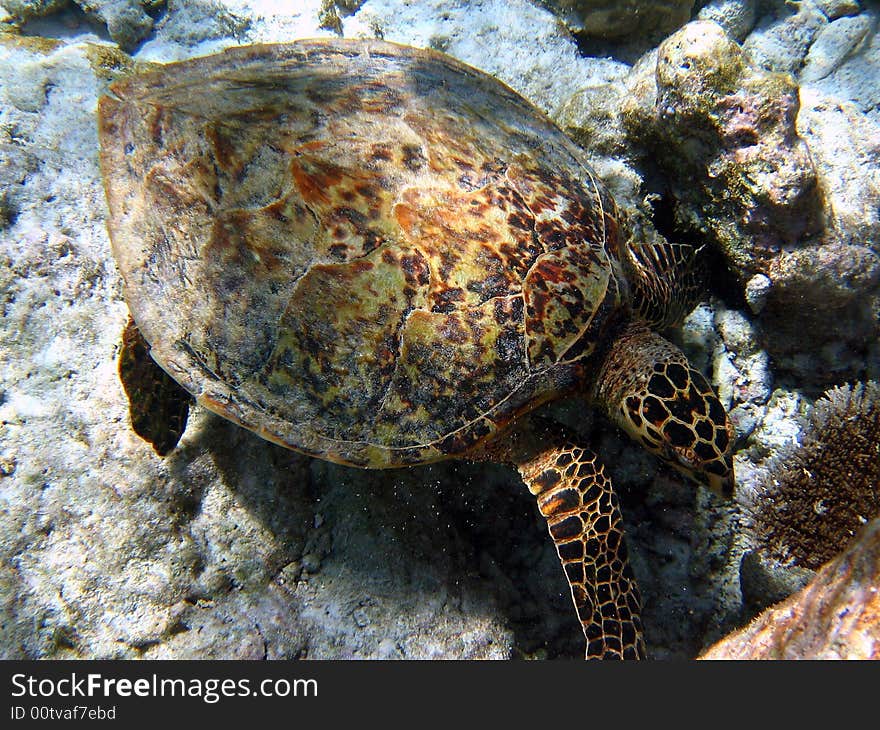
(747, 381, 880, 569)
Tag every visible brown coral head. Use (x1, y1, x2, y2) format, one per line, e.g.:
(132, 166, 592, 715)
(749, 381, 880, 570)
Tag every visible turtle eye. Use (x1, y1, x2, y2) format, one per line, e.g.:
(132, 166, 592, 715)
(661, 388, 735, 497)
(671, 445, 698, 470)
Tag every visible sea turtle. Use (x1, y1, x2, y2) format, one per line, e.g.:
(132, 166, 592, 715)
(98, 39, 735, 659)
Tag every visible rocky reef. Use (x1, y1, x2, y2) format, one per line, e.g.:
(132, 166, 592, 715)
(1, 0, 878, 659)
(625, 20, 823, 280)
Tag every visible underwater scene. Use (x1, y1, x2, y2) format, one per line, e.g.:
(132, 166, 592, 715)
(0, 0, 878, 660)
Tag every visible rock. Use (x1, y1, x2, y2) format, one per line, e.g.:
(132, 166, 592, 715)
(697, 0, 757, 41)
(537, 1, 695, 42)
(136, 1, 327, 61)
(342, 0, 630, 117)
(737, 549, 814, 617)
(803, 9, 880, 126)
(742, 1, 827, 75)
(554, 84, 630, 159)
(706, 303, 771, 446)
(680, 302, 720, 375)
(1, 0, 160, 50)
(701, 518, 880, 659)
(746, 389, 808, 460)
(743, 273, 771, 314)
(81, 1, 160, 51)
(713, 306, 771, 407)
(137, 0, 256, 60)
(554, 81, 648, 235)
(0, 0, 68, 26)
(318, 0, 365, 33)
(812, 0, 861, 20)
(620, 19, 879, 386)
(760, 243, 880, 381)
(735, 83, 880, 382)
(654, 20, 746, 109)
(800, 14, 872, 82)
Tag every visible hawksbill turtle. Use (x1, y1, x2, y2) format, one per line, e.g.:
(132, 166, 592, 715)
(97, 39, 735, 659)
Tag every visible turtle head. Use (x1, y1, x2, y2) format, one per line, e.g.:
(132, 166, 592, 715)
(625, 361, 735, 498)
(595, 323, 735, 498)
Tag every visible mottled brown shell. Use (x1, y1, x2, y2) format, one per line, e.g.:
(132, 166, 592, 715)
(99, 39, 623, 467)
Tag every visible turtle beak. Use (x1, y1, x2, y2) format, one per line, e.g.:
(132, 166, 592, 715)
(671, 459, 734, 499)
(704, 467, 735, 499)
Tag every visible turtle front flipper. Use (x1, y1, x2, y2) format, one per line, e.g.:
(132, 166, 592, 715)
(472, 420, 645, 659)
(519, 438, 646, 659)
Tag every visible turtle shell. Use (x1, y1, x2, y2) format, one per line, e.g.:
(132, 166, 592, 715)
(99, 39, 623, 467)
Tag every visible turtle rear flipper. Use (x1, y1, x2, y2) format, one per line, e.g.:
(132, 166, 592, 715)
(119, 318, 192, 456)
(473, 419, 645, 659)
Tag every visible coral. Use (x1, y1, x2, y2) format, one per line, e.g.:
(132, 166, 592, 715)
(746, 381, 880, 570)
(701, 517, 880, 659)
